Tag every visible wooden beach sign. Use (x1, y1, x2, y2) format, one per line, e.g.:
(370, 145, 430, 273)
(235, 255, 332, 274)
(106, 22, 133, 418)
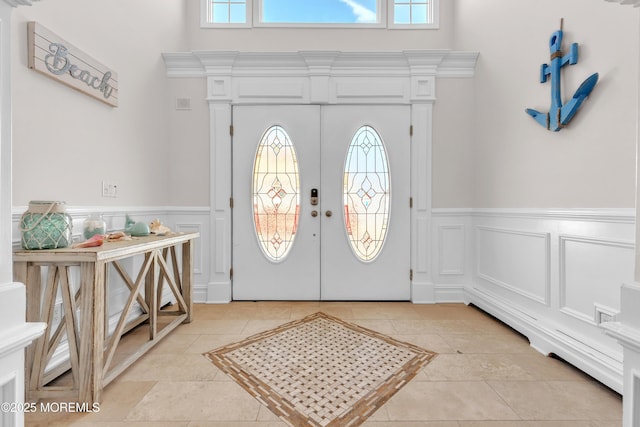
(27, 22, 118, 107)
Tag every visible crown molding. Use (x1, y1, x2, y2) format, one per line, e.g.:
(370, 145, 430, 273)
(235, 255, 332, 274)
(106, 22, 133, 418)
(163, 50, 479, 79)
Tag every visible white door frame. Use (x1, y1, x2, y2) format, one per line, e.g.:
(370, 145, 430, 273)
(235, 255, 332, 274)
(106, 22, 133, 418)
(162, 50, 478, 303)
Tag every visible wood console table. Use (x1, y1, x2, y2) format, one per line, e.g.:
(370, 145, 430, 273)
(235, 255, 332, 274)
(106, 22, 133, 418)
(13, 232, 199, 404)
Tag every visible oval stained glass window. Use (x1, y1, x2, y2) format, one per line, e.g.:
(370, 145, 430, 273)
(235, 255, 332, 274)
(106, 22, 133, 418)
(252, 125, 300, 262)
(343, 125, 390, 262)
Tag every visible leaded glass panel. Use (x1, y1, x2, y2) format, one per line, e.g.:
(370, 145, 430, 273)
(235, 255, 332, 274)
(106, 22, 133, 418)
(343, 125, 390, 262)
(252, 125, 300, 262)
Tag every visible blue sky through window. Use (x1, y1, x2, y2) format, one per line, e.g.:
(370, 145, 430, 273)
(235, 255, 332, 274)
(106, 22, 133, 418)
(262, 0, 378, 24)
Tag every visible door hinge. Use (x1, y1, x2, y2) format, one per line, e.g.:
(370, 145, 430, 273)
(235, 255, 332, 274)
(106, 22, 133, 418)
(410, 125, 413, 137)
(230, 268, 233, 280)
(410, 269, 413, 281)
(230, 197, 234, 209)
(409, 197, 413, 208)
(230, 125, 234, 136)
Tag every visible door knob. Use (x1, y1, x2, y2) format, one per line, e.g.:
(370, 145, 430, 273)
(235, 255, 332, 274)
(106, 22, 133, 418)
(311, 210, 318, 217)
(325, 210, 333, 217)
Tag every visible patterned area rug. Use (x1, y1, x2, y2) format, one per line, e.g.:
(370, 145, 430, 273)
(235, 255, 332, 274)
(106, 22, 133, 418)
(204, 312, 436, 427)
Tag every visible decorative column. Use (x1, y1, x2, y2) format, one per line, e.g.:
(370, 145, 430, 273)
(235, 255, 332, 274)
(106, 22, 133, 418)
(198, 52, 237, 303)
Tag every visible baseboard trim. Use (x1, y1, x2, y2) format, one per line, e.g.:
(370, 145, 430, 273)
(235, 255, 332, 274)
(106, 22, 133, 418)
(411, 281, 435, 304)
(207, 281, 231, 303)
(466, 285, 623, 393)
(434, 284, 466, 303)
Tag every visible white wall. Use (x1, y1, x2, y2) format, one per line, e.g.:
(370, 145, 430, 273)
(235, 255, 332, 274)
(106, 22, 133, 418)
(166, 77, 210, 207)
(454, 0, 639, 209)
(11, 0, 188, 207)
(432, 77, 475, 208)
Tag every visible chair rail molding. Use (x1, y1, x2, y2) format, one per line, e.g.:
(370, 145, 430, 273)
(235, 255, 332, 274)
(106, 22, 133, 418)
(163, 49, 479, 303)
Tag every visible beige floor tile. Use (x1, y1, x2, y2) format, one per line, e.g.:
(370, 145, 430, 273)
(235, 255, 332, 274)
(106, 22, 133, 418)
(25, 380, 158, 426)
(242, 319, 293, 335)
(413, 303, 498, 321)
(286, 301, 323, 318)
(119, 353, 218, 382)
(442, 332, 533, 354)
(351, 318, 397, 335)
(390, 318, 512, 336)
(350, 302, 423, 320)
(173, 319, 248, 335)
(191, 303, 241, 320)
(69, 422, 190, 427)
(185, 334, 248, 354)
(390, 333, 455, 354)
(362, 404, 390, 422)
(256, 405, 282, 421)
(363, 422, 460, 427)
(24, 302, 623, 427)
(384, 381, 519, 421)
(187, 422, 288, 427)
(314, 305, 355, 319)
(459, 422, 595, 427)
(506, 353, 594, 381)
(142, 332, 200, 354)
(418, 353, 537, 381)
(488, 380, 622, 421)
(125, 381, 261, 422)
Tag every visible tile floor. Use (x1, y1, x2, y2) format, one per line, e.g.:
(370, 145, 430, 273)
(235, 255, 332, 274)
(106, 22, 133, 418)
(25, 302, 622, 427)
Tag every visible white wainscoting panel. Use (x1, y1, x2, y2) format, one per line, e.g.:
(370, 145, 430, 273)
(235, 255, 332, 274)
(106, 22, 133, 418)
(476, 226, 550, 306)
(438, 224, 465, 276)
(432, 208, 635, 393)
(560, 235, 633, 325)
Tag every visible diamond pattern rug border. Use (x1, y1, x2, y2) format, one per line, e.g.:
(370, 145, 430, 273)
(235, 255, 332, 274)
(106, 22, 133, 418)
(203, 312, 437, 427)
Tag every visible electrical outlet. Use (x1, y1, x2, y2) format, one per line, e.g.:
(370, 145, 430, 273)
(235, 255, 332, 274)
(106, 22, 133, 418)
(102, 181, 118, 198)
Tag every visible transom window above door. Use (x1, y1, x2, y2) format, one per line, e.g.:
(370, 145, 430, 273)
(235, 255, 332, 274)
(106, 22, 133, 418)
(200, 0, 439, 28)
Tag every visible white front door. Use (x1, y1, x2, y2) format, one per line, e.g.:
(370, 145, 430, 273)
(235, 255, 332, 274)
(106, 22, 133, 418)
(232, 105, 410, 300)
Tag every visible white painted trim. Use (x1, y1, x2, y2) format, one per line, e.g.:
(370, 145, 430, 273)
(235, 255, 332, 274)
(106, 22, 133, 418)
(603, 322, 640, 353)
(162, 50, 478, 304)
(559, 235, 633, 325)
(475, 225, 551, 306)
(0, 322, 46, 359)
(163, 50, 479, 80)
(437, 224, 465, 275)
(432, 207, 634, 394)
(467, 207, 635, 223)
(469, 284, 623, 393)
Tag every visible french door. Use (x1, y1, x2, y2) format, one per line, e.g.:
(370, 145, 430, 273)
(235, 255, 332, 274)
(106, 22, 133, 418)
(232, 105, 410, 300)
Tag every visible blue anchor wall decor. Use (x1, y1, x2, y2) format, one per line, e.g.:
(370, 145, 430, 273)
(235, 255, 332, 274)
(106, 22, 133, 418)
(525, 19, 599, 131)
